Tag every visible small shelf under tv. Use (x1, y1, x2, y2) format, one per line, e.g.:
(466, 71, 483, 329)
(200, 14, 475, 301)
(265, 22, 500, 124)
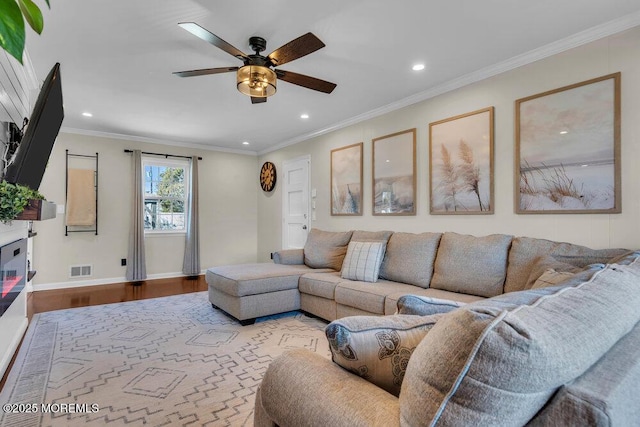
(15, 199, 57, 221)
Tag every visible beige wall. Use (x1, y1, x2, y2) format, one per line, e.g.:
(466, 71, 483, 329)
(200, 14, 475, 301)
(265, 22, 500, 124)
(257, 27, 640, 261)
(33, 133, 258, 288)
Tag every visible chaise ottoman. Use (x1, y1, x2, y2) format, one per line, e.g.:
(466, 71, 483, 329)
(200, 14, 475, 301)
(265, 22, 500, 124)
(206, 263, 332, 325)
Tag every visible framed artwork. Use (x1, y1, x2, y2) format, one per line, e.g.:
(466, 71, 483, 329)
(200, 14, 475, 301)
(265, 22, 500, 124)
(515, 73, 621, 214)
(331, 142, 363, 215)
(429, 107, 494, 214)
(372, 128, 416, 215)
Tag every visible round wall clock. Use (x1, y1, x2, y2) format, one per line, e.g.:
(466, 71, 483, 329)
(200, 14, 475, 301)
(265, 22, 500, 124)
(260, 161, 277, 192)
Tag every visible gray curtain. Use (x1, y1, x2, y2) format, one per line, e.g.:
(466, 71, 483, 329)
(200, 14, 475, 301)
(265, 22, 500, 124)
(126, 150, 147, 281)
(183, 156, 200, 276)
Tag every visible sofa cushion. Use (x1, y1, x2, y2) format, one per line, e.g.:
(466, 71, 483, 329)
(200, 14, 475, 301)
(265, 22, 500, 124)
(206, 263, 323, 297)
(608, 250, 640, 265)
(379, 232, 442, 288)
(504, 236, 628, 293)
(303, 228, 353, 270)
(430, 232, 512, 297)
(400, 258, 640, 426)
(351, 230, 393, 243)
(524, 255, 581, 289)
(259, 349, 401, 427)
(341, 241, 387, 282)
(298, 272, 342, 299)
(335, 280, 428, 315)
(325, 314, 442, 396)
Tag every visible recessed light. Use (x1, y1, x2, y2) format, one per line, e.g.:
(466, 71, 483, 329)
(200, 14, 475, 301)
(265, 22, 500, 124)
(412, 64, 425, 71)
(242, 141, 250, 145)
(385, 159, 390, 163)
(560, 130, 568, 134)
(82, 112, 93, 117)
(300, 113, 309, 119)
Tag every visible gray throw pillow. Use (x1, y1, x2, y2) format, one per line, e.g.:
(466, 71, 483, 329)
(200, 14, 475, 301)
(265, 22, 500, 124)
(397, 295, 466, 316)
(303, 228, 353, 270)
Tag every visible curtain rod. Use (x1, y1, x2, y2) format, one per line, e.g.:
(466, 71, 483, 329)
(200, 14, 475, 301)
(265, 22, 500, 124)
(124, 149, 202, 160)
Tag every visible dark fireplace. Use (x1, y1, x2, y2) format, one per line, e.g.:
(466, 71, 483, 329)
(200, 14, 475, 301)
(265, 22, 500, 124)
(0, 238, 27, 317)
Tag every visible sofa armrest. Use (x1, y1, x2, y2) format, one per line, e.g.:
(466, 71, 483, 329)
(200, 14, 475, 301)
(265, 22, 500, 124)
(272, 248, 304, 265)
(397, 294, 466, 316)
(256, 349, 400, 427)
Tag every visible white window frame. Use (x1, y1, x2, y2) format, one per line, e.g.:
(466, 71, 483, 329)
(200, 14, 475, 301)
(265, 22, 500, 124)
(142, 156, 190, 235)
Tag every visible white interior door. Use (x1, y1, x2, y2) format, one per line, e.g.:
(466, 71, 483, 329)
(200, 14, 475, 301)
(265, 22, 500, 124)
(282, 155, 310, 249)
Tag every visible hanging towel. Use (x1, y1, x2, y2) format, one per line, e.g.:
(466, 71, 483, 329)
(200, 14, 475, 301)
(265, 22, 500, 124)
(66, 168, 96, 226)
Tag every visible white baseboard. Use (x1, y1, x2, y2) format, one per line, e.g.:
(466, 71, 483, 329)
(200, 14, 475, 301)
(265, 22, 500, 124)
(32, 270, 206, 292)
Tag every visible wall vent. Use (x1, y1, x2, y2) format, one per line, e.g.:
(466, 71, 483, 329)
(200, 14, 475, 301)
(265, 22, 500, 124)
(69, 264, 92, 278)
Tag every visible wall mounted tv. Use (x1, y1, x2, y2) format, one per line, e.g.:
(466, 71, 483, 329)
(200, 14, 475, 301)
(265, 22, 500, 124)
(4, 62, 64, 190)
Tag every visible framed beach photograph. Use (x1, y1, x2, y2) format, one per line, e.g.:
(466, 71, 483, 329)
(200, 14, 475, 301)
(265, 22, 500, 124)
(429, 107, 494, 214)
(372, 129, 416, 215)
(331, 142, 363, 215)
(515, 73, 621, 214)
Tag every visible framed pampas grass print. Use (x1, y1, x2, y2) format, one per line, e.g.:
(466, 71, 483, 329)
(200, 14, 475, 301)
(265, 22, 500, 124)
(429, 107, 494, 214)
(372, 129, 416, 215)
(331, 142, 363, 215)
(515, 73, 621, 214)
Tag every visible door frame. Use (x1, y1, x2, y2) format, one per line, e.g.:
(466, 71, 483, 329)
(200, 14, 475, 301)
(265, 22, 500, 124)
(281, 154, 311, 249)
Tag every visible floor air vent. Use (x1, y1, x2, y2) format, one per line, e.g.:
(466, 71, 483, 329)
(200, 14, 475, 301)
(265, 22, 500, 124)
(70, 265, 92, 278)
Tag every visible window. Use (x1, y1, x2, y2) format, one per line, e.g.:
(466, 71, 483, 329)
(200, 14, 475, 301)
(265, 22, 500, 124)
(142, 157, 190, 232)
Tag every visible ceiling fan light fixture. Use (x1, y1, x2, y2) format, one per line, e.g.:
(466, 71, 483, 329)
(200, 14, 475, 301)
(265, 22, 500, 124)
(237, 65, 277, 97)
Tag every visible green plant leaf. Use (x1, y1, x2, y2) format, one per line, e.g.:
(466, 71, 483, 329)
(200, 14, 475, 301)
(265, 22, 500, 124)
(0, 0, 26, 63)
(17, 0, 43, 34)
(44, 0, 49, 8)
(0, 181, 44, 223)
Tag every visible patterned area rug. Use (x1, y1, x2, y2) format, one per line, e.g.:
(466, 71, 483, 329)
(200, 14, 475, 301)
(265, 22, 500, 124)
(0, 292, 330, 426)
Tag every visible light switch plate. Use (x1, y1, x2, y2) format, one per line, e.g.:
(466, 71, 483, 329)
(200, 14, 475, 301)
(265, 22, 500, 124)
(57, 204, 65, 214)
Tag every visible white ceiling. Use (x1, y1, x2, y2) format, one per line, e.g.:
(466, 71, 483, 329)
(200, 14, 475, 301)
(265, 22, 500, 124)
(25, 0, 640, 155)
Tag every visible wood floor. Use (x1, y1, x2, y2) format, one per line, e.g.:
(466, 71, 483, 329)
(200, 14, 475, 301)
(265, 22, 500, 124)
(27, 275, 208, 319)
(1, 275, 208, 392)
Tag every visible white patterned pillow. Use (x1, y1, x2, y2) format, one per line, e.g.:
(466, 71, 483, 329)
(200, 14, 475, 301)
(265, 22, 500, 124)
(341, 241, 387, 282)
(325, 314, 442, 396)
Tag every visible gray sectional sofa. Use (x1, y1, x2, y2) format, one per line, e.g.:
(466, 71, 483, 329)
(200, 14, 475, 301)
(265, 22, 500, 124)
(255, 251, 640, 426)
(205, 228, 640, 425)
(206, 228, 626, 324)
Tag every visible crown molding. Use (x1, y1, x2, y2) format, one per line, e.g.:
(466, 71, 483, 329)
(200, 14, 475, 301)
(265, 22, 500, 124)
(60, 126, 258, 156)
(259, 12, 640, 155)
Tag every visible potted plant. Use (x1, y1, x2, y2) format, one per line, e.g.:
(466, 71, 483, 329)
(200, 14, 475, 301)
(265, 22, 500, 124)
(0, 0, 53, 64)
(0, 180, 45, 223)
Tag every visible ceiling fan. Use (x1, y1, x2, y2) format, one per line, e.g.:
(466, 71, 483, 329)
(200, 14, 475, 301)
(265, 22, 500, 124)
(173, 22, 337, 104)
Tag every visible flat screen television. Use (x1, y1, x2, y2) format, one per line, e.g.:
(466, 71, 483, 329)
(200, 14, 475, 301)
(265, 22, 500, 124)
(4, 62, 64, 190)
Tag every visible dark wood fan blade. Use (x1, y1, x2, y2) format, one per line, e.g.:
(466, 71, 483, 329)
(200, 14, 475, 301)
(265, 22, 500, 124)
(275, 69, 336, 94)
(173, 67, 238, 78)
(267, 33, 325, 66)
(179, 22, 248, 61)
(251, 97, 267, 104)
